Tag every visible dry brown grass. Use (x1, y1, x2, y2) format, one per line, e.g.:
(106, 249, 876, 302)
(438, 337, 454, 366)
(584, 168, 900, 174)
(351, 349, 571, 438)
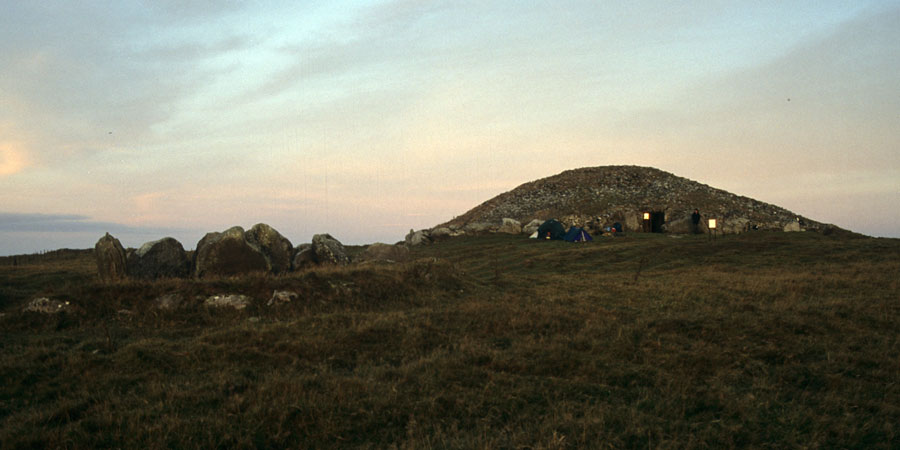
(1, 232, 898, 448)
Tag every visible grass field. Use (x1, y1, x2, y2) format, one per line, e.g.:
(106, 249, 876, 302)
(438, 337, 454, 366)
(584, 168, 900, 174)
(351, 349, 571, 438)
(1, 232, 898, 448)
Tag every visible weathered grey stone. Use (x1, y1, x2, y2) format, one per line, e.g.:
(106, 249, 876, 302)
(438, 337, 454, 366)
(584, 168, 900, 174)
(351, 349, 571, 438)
(24, 297, 73, 314)
(267, 290, 298, 306)
(154, 293, 186, 310)
(357, 242, 410, 263)
(722, 218, 750, 234)
(405, 229, 432, 246)
(429, 227, 453, 239)
(312, 233, 349, 265)
(292, 244, 316, 271)
(194, 227, 268, 278)
(462, 222, 493, 234)
(246, 223, 293, 274)
(204, 294, 252, 310)
(127, 237, 190, 280)
(783, 219, 802, 232)
(95, 232, 127, 282)
(522, 219, 543, 235)
(498, 218, 522, 234)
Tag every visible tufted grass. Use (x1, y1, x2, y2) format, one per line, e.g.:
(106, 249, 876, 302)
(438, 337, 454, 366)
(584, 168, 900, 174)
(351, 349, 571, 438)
(1, 231, 899, 448)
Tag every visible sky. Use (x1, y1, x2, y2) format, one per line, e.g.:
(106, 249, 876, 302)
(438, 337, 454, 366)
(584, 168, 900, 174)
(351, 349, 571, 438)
(1, 1, 898, 255)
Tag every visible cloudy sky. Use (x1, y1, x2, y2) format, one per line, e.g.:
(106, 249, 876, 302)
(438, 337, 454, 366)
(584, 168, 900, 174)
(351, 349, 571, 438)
(1, 1, 898, 255)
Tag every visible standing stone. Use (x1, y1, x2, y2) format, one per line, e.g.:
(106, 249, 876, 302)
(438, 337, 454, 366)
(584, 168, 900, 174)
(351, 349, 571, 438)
(95, 232, 127, 282)
(312, 233, 350, 265)
(127, 237, 190, 280)
(292, 244, 316, 271)
(194, 226, 268, 278)
(498, 218, 522, 234)
(246, 223, 294, 274)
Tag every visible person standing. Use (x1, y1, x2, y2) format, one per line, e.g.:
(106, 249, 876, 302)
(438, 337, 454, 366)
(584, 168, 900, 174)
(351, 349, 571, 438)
(691, 209, 702, 234)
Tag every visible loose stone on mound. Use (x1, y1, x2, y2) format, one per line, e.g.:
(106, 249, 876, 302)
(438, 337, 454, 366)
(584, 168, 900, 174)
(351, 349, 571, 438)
(95, 232, 127, 282)
(405, 229, 432, 246)
(522, 219, 543, 235)
(498, 218, 522, 234)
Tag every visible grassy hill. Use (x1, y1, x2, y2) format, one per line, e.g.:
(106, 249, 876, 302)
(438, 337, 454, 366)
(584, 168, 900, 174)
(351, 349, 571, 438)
(1, 232, 898, 448)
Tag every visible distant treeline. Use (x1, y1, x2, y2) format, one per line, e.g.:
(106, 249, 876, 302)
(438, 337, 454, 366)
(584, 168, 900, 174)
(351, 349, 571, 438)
(0, 248, 93, 266)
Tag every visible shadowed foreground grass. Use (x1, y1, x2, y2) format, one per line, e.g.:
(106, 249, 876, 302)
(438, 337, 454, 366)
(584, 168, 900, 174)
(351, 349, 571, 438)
(1, 232, 898, 448)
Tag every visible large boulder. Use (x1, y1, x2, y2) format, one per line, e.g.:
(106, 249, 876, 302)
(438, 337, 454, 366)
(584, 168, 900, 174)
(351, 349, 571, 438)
(498, 218, 522, 234)
(292, 244, 316, 271)
(522, 219, 543, 235)
(127, 237, 190, 280)
(463, 222, 494, 234)
(311, 233, 350, 265)
(95, 233, 127, 282)
(194, 226, 268, 278)
(405, 229, 432, 246)
(357, 243, 410, 263)
(429, 227, 454, 240)
(783, 219, 802, 232)
(246, 223, 293, 274)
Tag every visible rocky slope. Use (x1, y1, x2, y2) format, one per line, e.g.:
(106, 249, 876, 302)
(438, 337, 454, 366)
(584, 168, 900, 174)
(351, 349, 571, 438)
(432, 166, 847, 235)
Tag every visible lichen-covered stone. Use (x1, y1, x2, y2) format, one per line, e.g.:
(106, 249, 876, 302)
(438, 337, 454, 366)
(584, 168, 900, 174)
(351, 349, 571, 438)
(498, 218, 522, 234)
(291, 244, 316, 271)
(311, 233, 349, 265)
(95, 232, 127, 282)
(127, 237, 190, 280)
(405, 229, 432, 246)
(246, 223, 293, 274)
(194, 227, 268, 278)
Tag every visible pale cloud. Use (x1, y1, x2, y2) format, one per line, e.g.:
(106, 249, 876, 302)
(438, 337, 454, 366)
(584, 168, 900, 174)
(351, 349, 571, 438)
(2, 1, 899, 254)
(0, 141, 29, 176)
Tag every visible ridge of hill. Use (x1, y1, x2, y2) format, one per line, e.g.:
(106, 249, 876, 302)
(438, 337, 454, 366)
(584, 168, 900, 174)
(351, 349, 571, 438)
(435, 165, 847, 235)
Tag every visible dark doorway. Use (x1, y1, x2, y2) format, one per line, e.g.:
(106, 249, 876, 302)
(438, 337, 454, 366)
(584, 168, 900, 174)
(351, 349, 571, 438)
(650, 211, 665, 233)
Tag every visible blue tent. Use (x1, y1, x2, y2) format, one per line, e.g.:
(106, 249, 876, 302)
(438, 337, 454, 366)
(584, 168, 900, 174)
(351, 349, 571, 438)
(564, 226, 593, 242)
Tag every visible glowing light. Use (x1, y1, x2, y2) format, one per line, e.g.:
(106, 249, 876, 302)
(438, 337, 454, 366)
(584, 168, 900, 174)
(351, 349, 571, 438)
(643, 212, 650, 220)
(708, 219, 717, 229)
(0, 142, 28, 176)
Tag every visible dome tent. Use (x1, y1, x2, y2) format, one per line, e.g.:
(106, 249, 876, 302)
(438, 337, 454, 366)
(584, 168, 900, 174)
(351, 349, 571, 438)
(564, 226, 593, 242)
(536, 219, 566, 240)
